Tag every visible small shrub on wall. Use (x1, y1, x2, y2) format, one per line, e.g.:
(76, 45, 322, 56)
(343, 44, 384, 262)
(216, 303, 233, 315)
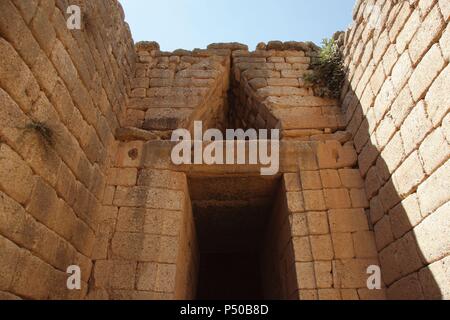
(305, 37, 345, 99)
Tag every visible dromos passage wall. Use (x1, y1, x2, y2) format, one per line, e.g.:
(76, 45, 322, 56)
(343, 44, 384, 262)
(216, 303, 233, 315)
(340, 0, 450, 300)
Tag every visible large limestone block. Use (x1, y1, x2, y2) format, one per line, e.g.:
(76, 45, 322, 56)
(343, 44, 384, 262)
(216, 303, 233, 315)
(0, 144, 35, 204)
(417, 160, 450, 216)
(0, 39, 40, 113)
(93, 260, 137, 290)
(414, 202, 450, 264)
(136, 262, 176, 293)
(329, 209, 369, 233)
(113, 186, 185, 211)
(332, 258, 379, 289)
(295, 262, 316, 290)
(419, 255, 450, 300)
(387, 273, 424, 300)
(116, 207, 182, 237)
(316, 141, 358, 169)
(256, 86, 309, 98)
(425, 64, 450, 126)
(111, 232, 178, 263)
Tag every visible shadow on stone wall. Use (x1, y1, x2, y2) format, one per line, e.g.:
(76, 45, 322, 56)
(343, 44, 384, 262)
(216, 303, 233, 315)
(342, 82, 443, 300)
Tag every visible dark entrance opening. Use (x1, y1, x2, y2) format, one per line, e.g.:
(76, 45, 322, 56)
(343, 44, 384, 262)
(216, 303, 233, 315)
(197, 252, 262, 300)
(188, 175, 281, 300)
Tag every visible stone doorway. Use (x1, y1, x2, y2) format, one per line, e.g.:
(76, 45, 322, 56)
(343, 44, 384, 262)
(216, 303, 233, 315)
(188, 175, 284, 300)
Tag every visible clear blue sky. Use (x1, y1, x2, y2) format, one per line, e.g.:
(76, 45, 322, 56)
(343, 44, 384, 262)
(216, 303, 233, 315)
(118, 0, 356, 51)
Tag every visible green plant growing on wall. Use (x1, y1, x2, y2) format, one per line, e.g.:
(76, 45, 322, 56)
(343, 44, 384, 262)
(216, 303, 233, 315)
(24, 121, 54, 147)
(304, 38, 345, 99)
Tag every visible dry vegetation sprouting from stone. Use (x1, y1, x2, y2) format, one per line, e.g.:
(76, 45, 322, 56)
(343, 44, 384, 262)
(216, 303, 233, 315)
(304, 34, 346, 99)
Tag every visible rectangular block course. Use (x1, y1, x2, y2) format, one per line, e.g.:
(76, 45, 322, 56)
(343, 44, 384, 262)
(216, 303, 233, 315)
(408, 6, 445, 65)
(418, 128, 450, 175)
(408, 44, 445, 102)
(425, 64, 450, 126)
(111, 232, 179, 263)
(392, 151, 426, 198)
(417, 159, 450, 216)
(414, 202, 450, 263)
(113, 186, 185, 211)
(116, 207, 182, 236)
(329, 209, 369, 233)
(107, 168, 138, 186)
(400, 101, 433, 156)
(332, 259, 378, 289)
(0, 144, 35, 205)
(136, 263, 177, 293)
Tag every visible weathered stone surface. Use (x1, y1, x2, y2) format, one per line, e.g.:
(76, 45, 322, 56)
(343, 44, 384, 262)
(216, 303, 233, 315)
(317, 141, 357, 169)
(107, 168, 138, 186)
(283, 173, 302, 192)
(392, 151, 426, 198)
(375, 215, 394, 251)
(113, 186, 185, 211)
(440, 22, 450, 61)
(387, 274, 424, 300)
(400, 101, 433, 155)
(417, 160, 450, 216)
(408, 6, 444, 65)
(408, 44, 445, 102)
(414, 202, 450, 263)
(333, 259, 378, 289)
(320, 170, 341, 188)
(136, 262, 177, 292)
(389, 194, 423, 239)
(299, 171, 322, 190)
(332, 233, 355, 259)
(310, 235, 334, 260)
(324, 188, 352, 209)
(293, 237, 313, 262)
(302, 190, 326, 211)
(286, 192, 306, 213)
(295, 262, 316, 289)
(94, 260, 137, 290)
(314, 261, 333, 289)
(329, 209, 369, 233)
(353, 231, 378, 258)
(0, 144, 35, 204)
(116, 127, 161, 141)
(111, 232, 179, 263)
(257, 86, 309, 98)
(425, 64, 450, 126)
(116, 207, 182, 236)
(419, 255, 450, 300)
(419, 128, 449, 175)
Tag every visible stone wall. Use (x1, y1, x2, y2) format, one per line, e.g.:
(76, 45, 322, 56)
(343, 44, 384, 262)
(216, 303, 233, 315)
(226, 43, 383, 300)
(280, 151, 384, 300)
(101, 39, 385, 298)
(0, 0, 135, 299)
(125, 43, 231, 136)
(341, 0, 450, 299)
(91, 163, 198, 299)
(230, 44, 344, 136)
